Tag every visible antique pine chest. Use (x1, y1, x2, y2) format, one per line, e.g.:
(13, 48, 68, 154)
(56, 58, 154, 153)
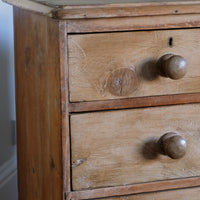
(3, 0, 200, 199)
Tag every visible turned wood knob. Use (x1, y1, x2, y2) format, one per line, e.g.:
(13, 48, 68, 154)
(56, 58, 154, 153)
(157, 54, 187, 80)
(158, 132, 187, 159)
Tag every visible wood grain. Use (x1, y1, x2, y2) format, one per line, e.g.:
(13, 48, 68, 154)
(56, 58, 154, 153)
(55, 3, 200, 19)
(59, 21, 71, 197)
(67, 14, 200, 33)
(71, 104, 200, 190)
(14, 8, 63, 200)
(16, 0, 200, 6)
(4, 0, 200, 20)
(69, 29, 200, 102)
(11, 2, 200, 200)
(69, 93, 200, 112)
(5, 0, 200, 7)
(101, 187, 200, 200)
(68, 179, 200, 199)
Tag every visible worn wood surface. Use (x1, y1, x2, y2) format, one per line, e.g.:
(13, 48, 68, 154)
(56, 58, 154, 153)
(3, 0, 53, 16)
(55, 3, 200, 19)
(5, 0, 200, 7)
(3, 0, 200, 20)
(14, 8, 63, 200)
(69, 29, 200, 102)
(68, 177, 200, 199)
(101, 187, 200, 200)
(59, 21, 72, 196)
(68, 93, 200, 113)
(71, 104, 200, 190)
(27, 0, 200, 6)
(11, 1, 200, 200)
(67, 14, 200, 33)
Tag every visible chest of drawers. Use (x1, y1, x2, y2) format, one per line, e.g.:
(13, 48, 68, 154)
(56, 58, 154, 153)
(4, 0, 200, 199)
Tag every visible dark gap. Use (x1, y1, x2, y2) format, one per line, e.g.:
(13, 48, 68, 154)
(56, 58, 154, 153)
(68, 27, 200, 35)
(69, 115, 73, 192)
(169, 37, 173, 47)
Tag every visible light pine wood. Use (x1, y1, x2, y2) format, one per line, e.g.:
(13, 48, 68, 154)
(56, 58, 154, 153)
(71, 104, 200, 190)
(68, 177, 200, 199)
(69, 94, 200, 113)
(4, 0, 200, 7)
(67, 14, 200, 33)
(59, 22, 71, 195)
(3, 0, 200, 20)
(69, 29, 200, 102)
(55, 3, 200, 19)
(8, 1, 200, 199)
(101, 187, 200, 200)
(27, 0, 200, 6)
(14, 8, 65, 200)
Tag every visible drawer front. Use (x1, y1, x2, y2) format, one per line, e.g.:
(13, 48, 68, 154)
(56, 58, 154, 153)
(71, 104, 200, 190)
(69, 29, 200, 102)
(101, 187, 200, 200)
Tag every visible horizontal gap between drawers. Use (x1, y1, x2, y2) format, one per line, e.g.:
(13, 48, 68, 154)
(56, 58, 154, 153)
(68, 93, 200, 113)
(67, 176, 200, 199)
(67, 26, 200, 36)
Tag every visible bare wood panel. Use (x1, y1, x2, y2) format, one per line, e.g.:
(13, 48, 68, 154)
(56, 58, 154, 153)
(71, 104, 200, 190)
(68, 93, 200, 112)
(102, 187, 200, 200)
(68, 177, 200, 199)
(28, 0, 200, 6)
(59, 21, 71, 195)
(69, 29, 200, 102)
(67, 14, 200, 33)
(5, 0, 200, 7)
(5, 0, 200, 20)
(55, 3, 200, 19)
(14, 8, 63, 200)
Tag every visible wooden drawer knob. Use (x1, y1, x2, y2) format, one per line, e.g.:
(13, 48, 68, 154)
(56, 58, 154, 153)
(158, 132, 187, 159)
(157, 54, 187, 80)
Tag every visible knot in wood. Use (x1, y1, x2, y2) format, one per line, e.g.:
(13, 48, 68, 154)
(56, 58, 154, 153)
(107, 68, 139, 96)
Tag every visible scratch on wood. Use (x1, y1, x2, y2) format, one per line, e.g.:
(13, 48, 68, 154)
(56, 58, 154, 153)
(71, 39, 87, 58)
(70, 39, 88, 73)
(72, 158, 87, 168)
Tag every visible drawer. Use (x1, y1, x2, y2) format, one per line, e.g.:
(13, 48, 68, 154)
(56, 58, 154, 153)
(101, 187, 200, 200)
(69, 29, 200, 102)
(71, 104, 200, 190)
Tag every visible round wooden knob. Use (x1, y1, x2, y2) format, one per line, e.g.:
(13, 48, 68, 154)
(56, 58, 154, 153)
(158, 132, 187, 159)
(157, 54, 187, 80)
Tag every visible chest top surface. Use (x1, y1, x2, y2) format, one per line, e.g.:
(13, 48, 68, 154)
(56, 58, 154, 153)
(3, 0, 200, 19)
(20, 0, 200, 6)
